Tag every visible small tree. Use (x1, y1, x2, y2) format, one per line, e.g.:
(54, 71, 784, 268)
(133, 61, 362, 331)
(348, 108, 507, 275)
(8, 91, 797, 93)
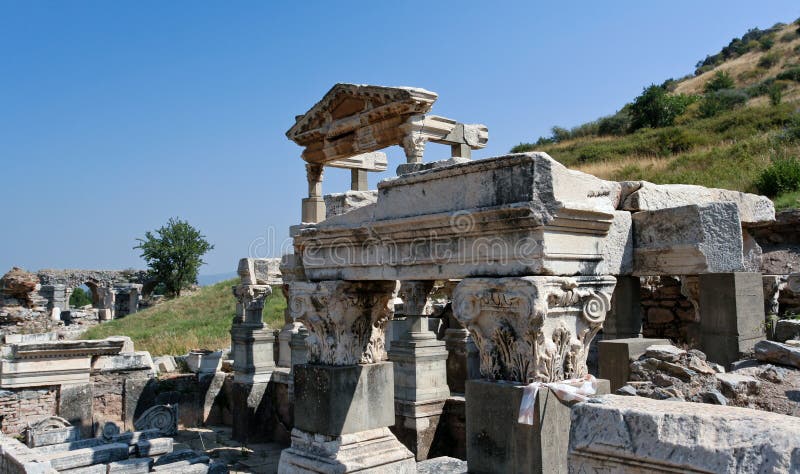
(704, 71, 735, 93)
(630, 85, 696, 130)
(134, 218, 213, 297)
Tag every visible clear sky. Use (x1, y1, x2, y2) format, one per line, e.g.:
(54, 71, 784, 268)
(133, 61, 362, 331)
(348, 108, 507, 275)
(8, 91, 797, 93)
(1, 1, 798, 276)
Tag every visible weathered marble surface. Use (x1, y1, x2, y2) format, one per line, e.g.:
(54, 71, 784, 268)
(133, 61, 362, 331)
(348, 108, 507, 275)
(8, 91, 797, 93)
(297, 153, 624, 280)
(621, 181, 775, 225)
(632, 202, 745, 275)
(570, 394, 800, 473)
(452, 276, 615, 383)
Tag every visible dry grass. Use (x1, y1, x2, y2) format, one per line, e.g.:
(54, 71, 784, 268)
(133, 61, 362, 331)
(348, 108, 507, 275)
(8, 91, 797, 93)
(574, 156, 672, 180)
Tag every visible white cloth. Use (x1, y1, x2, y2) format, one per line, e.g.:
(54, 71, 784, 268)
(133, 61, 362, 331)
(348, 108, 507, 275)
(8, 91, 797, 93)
(517, 374, 598, 425)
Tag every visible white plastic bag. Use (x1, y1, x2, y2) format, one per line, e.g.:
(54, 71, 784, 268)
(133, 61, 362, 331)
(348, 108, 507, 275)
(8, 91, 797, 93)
(517, 374, 598, 425)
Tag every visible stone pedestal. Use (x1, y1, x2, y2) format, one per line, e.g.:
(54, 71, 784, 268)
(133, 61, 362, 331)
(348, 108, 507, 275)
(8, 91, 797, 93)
(279, 363, 415, 473)
(466, 379, 609, 474)
(598, 337, 670, 391)
(605, 276, 643, 339)
(279, 322, 303, 368)
(443, 313, 480, 394)
(388, 281, 450, 460)
(279, 280, 413, 473)
(699, 272, 765, 368)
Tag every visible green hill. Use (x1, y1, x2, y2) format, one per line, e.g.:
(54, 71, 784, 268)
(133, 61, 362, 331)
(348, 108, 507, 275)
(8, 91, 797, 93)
(82, 279, 286, 356)
(513, 20, 800, 210)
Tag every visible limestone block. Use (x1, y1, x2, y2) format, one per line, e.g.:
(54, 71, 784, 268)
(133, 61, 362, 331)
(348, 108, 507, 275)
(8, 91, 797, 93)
(600, 211, 633, 275)
(136, 437, 172, 457)
(299, 153, 623, 280)
(324, 190, 378, 219)
(754, 340, 800, 369)
(153, 356, 177, 374)
(632, 202, 745, 275)
(237, 258, 282, 286)
(598, 338, 670, 391)
(569, 394, 800, 473)
(106, 457, 153, 474)
(32, 438, 104, 455)
(620, 181, 775, 225)
(774, 319, 800, 343)
(0, 356, 91, 388)
(91, 352, 155, 374)
(43, 443, 129, 471)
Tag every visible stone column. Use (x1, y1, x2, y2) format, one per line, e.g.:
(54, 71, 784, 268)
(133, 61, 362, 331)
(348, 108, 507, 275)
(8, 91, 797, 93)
(277, 284, 303, 368)
(388, 281, 449, 461)
(604, 276, 642, 339)
(453, 276, 615, 474)
(699, 272, 765, 368)
(278, 280, 415, 473)
(230, 283, 275, 442)
(350, 168, 368, 191)
(301, 163, 326, 224)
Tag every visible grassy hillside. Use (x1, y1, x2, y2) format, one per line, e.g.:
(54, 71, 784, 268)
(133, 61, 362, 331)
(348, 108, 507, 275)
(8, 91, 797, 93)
(82, 279, 286, 356)
(513, 21, 800, 209)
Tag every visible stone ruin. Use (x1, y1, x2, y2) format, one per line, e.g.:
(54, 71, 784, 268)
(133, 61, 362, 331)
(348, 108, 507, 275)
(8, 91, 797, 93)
(0, 268, 150, 336)
(219, 83, 800, 473)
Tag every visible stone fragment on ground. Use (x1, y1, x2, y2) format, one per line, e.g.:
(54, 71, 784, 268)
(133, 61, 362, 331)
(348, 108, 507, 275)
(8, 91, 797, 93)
(774, 319, 800, 343)
(754, 340, 800, 369)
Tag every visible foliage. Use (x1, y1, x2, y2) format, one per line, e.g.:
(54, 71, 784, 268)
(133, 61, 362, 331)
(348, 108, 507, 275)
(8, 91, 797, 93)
(134, 218, 214, 298)
(758, 51, 781, 69)
(82, 279, 286, 356)
(698, 89, 749, 118)
(704, 71, 734, 92)
(769, 84, 783, 105)
(755, 156, 800, 197)
(774, 190, 800, 210)
(69, 287, 93, 308)
(777, 67, 800, 82)
(629, 85, 697, 130)
(695, 25, 784, 74)
(759, 35, 775, 51)
(597, 109, 632, 136)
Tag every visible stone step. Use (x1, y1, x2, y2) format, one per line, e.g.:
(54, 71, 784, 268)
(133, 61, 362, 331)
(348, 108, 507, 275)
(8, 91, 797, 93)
(60, 464, 107, 474)
(32, 437, 104, 455)
(136, 437, 173, 457)
(43, 442, 129, 471)
(107, 457, 154, 473)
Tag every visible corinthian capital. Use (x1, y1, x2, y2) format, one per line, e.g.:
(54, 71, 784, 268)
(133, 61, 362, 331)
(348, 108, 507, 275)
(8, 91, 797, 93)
(233, 284, 273, 325)
(286, 280, 396, 365)
(452, 276, 615, 383)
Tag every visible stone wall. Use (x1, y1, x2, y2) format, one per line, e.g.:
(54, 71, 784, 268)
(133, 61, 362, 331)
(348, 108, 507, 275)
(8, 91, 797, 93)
(0, 387, 58, 435)
(640, 276, 698, 345)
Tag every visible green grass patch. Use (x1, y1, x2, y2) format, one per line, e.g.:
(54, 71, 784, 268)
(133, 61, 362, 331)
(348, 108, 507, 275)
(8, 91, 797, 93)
(775, 190, 800, 209)
(82, 279, 286, 356)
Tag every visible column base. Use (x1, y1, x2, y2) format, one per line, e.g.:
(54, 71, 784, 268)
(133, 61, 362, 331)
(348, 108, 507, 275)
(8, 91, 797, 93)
(278, 427, 416, 473)
(391, 399, 446, 461)
(465, 378, 610, 474)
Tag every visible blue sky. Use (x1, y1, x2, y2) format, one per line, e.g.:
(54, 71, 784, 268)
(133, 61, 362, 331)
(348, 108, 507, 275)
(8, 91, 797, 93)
(1, 1, 798, 275)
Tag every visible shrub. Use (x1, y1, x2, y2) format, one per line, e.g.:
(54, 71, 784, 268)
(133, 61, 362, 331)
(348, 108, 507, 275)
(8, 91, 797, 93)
(656, 128, 698, 155)
(597, 110, 631, 136)
(551, 126, 570, 143)
(630, 85, 698, 130)
(704, 71, 735, 92)
(769, 84, 783, 105)
(758, 51, 781, 68)
(699, 89, 749, 118)
(780, 31, 798, 42)
(777, 67, 800, 82)
(759, 35, 775, 51)
(755, 156, 800, 197)
(510, 143, 537, 153)
(69, 288, 93, 308)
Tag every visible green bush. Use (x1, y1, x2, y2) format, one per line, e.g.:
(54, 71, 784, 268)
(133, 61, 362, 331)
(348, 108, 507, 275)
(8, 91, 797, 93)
(630, 85, 697, 130)
(769, 84, 783, 105)
(510, 142, 537, 153)
(69, 288, 93, 308)
(597, 110, 631, 136)
(656, 128, 700, 155)
(755, 156, 800, 197)
(704, 71, 735, 92)
(777, 67, 800, 82)
(758, 51, 780, 68)
(780, 31, 798, 42)
(759, 35, 775, 51)
(699, 89, 748, 118)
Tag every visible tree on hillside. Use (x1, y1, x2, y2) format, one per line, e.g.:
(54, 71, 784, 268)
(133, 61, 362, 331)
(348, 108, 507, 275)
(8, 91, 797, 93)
(134, 218, 213, 297)
(704, 71, 735, 93)
(630, 85, 696, 130)
(69, 287, 93, 307)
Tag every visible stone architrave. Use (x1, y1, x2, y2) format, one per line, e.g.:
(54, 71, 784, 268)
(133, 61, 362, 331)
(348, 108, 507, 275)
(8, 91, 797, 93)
(286, 280, 397, 365)
(452, 276, 616, 383)
(296, 153, 624, 281)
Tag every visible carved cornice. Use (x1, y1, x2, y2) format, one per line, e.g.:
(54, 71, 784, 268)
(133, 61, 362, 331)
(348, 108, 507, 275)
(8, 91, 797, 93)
(287, 280, 396, 365)
(452, 276, 615, 383)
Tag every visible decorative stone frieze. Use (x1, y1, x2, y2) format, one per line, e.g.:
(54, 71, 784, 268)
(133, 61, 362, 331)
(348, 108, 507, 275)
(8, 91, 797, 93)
(287, 280, 397, 365)
(452, 276, 616, 383)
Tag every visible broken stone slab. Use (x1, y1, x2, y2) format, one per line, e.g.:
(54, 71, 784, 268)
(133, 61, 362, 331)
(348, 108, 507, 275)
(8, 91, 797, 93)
(237, 257, 282, 286)
(644, 345, 686, 362)
(632, 202, 745, 275)
(26, 426, 80, 448)
(754, 340, 800, 369)
(9, 338, 127, 359)
(0, 431, 57, 473)
(60, 465, 106, 474)
(91, 351, 155, 374)
(106, 457, 153, 474)
(774, 319, 800, 343)
(32, 438, 105, 455)
(136, 437, 173, 457)
(620, 181, 775, 225)
(107, 429, 162, 446)
(151, 456, 210, 472)
(43, 443, 129, 471)
(570, 394, 800, 472)
(417, 456, 468, 474)
(153, 356, 177, 374)
(599, 211, 633, 275)
(4, 332, 58, 344)
(715, 373, 760, 398)
(152, 449, 205, 466)
(324, 190, 378, 219)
